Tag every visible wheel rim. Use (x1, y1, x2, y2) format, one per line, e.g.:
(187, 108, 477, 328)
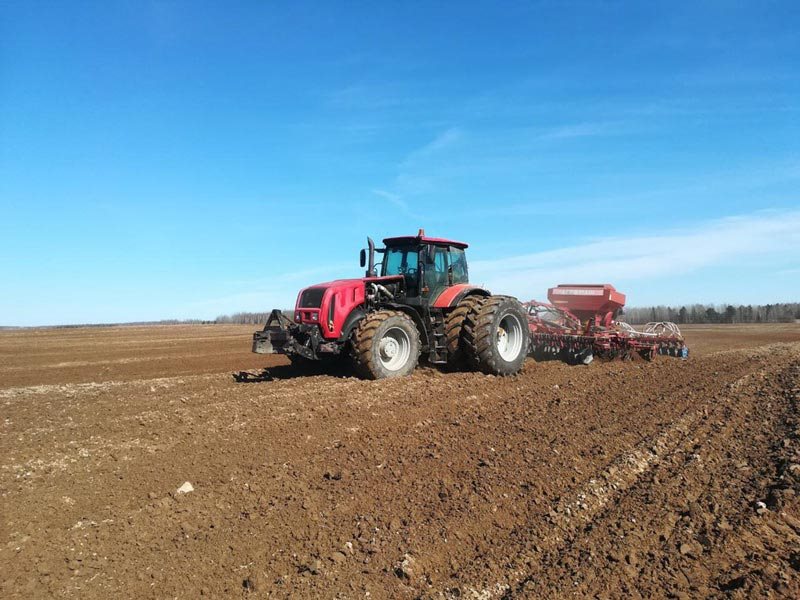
(496, 313, 524, 362)
(378, 326, 412, 371)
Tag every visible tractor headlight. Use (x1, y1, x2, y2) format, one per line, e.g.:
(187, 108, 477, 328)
(311, 313, 318, 321)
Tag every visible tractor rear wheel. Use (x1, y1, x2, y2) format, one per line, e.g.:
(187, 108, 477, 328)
(444, 294, 485, 370)
(352, 310, 420, 379)
(463, 295, 529, 375)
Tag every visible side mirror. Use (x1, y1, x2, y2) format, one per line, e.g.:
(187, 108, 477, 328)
(359, 249, 366, 268)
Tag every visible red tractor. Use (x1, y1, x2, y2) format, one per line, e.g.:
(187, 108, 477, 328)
(252, 230, 529, 379)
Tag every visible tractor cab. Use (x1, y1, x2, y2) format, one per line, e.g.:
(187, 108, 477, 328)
(362, 229, 469, 303)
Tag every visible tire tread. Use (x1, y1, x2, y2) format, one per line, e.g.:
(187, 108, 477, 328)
(352, 310, 420, 379)
(444, 295, 485, 370)
(463, 295, 528, 375)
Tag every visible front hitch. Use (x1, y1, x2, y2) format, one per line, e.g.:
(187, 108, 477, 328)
(252, 309, 295, 354)
(252, 309, 318, 359)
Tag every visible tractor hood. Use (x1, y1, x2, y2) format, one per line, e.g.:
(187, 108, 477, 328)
(293, 276, 404, 340)
(296, 275, 402, 306)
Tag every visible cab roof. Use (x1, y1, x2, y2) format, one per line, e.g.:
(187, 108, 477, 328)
(383, 232, 468, 249)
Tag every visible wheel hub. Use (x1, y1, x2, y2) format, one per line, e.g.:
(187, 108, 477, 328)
(380, 337, 398, 359)
(377, 326, 412, 372)
(496, 314, 524, 362)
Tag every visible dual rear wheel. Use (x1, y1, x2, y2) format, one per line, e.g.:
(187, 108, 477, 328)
(461, 295, 529, 375)
(351, 296, 529, 380)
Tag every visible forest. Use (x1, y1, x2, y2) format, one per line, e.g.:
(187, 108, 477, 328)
(620, 303, 800, 324)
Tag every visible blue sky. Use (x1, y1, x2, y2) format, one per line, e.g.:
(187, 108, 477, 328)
(1, 1, 799, 326)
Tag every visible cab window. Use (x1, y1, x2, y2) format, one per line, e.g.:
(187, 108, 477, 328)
(448, 247, 468, 283)
(433, 246, 447, 273)
(382, 247, 419, 276)
(423, 245, 449, 293)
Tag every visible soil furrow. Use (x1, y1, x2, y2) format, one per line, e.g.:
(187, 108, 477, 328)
(1, 324, 799, 598)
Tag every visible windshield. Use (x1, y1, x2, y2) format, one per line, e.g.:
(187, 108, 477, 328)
(382, 247, 419, 277)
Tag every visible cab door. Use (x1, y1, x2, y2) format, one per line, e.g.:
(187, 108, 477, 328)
(423, 244, 450, 301)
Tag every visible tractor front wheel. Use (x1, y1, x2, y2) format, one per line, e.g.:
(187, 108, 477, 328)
(463, 295, 529, 375)
(352, 310, 420, 379)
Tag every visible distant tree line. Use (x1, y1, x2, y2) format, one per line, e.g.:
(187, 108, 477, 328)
(214, 311, 293, 324)
(215, 312, 273, 325)
(35, 319, 213, 329)
(620, 303, 800, 325)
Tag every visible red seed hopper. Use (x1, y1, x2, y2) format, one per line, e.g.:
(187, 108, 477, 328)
(547, 284, 626, 329)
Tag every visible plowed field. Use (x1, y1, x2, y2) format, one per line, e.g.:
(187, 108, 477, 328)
(2, 324, 799, 598)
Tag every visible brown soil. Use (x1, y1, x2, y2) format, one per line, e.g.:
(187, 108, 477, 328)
(1, 323, 799, 598)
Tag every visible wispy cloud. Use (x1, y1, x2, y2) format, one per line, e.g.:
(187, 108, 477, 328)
(326, 83, 437, 112)
(371, 188, 405, 207)
(536, 120, 631, 141)
(373, 127, 464, 215)
(183, 262, 354, 317)
(371, 188, 422, 219)
(470, 209, 800, 299)
(400, 127, 463, 165)
(462, 158, 800, 220)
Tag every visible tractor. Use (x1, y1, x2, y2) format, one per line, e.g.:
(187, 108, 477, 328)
(252, 230, 529, 379)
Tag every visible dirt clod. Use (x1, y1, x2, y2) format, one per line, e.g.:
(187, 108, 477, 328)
(176, 481, 194, 494)
(395, 553, 417, 579)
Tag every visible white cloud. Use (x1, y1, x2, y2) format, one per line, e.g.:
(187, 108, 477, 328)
(147, 209, 800, 319)
(371, 188, 423, 220)
(372, 188, 408, 210)
(401, 127, 463, 164)
(537, 121, 627, 140)
(182, 262, 354, 318)
(470, 209, 800, 300)
(372, 128, 464, 215)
